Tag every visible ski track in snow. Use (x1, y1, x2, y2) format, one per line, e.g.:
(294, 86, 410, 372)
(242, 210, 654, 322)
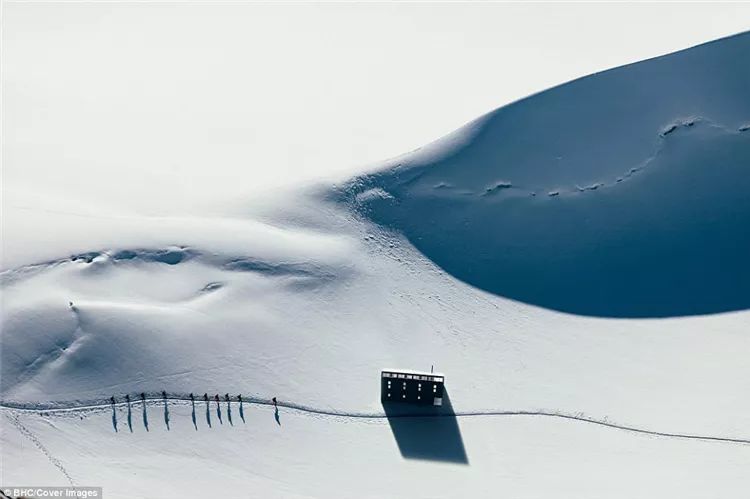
(2, 396, 748, 446)
(5, 412, 76, 485)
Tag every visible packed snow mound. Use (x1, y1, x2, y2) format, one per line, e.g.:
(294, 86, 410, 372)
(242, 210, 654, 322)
(338, 32, 750, 318)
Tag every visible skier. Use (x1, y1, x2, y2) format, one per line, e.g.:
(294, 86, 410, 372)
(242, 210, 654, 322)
(272, 397, 280, 426)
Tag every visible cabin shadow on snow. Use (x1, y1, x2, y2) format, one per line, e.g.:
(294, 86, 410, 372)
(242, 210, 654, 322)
(382, 389, 468, 464)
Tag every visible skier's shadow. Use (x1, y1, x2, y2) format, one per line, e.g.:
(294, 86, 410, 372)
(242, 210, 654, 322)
(126, 398, 133, 432)
(163, 394, 170, 431)
(111, 401, 118, 433)
(191, 397, 198, 430)
(142, 399, 149, 432)
(205, 397, 212, 428)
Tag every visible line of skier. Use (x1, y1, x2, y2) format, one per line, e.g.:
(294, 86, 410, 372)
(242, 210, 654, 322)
(109, 392, 278, 409)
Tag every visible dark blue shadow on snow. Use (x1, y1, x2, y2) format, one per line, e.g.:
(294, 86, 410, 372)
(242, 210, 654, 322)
(338, 32, 750, 318)
(191, 398, 197, 430)
(347, 125, 750, 318)
(126, 399, 133, 432)
(205, 399, 212, 428)
(382, 389, 468, 464)
(163, 394, 170, 431)
(142, 400, 149, 432)
(111, 401, 118, 433)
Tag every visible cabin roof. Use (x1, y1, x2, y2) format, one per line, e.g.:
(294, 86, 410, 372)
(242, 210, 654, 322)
(381, 368, 445, 378)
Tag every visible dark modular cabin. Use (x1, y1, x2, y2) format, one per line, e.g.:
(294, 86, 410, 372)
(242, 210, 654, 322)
(381, 369, 445, 406)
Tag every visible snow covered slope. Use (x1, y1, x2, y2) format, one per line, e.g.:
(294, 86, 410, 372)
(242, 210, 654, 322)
(2, 32, 750, 499)
(339, 31, 750, 317)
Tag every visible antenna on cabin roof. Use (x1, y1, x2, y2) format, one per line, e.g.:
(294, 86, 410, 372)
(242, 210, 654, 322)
(431, 365, 434, 373)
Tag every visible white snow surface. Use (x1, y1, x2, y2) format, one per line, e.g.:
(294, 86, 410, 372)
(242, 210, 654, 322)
(2, 20, 750, 499)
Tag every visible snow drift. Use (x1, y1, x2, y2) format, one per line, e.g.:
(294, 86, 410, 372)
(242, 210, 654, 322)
(338, 32, 750, 317)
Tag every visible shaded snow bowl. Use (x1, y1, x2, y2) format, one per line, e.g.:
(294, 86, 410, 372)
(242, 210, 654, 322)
(340, 31, 750, 318)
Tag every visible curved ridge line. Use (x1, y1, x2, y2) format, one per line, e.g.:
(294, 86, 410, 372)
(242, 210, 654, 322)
(0, 246, 332, 286)
(347, 116, 748, 203)
(2, 396, 748, 446)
